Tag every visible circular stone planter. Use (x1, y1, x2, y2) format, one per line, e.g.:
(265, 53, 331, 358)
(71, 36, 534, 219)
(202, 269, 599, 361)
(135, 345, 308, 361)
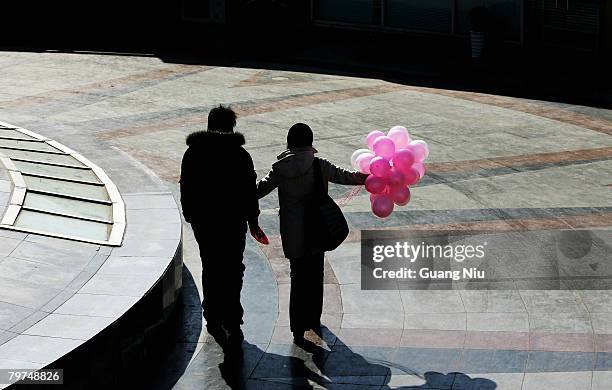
(0, 122, 183, 389)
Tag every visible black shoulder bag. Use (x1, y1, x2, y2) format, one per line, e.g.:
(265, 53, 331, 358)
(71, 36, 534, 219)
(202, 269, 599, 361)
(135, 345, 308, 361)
(305, 158, 349, 252)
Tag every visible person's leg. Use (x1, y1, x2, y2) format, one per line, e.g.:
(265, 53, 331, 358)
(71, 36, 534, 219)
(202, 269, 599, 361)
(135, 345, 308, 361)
(289, 257, 308, 341)
(221, 230, 247, 349)
(308, 253, 325, 332)
(192, 224, 225, 339)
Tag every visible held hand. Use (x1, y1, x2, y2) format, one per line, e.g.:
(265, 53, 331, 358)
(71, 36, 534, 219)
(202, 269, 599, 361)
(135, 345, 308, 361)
(250, 225, 269, 245)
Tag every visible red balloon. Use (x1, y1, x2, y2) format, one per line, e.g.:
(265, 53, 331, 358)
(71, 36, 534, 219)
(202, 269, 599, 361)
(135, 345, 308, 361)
(389, 186, 411, 206)
(365, 175, 387, 194)
(388, 168, 406, 187)
(403, 167, 420, 185)
(369, 156, 391, 178)
(392, 149, 415, 171)
(371, 194, 394, 218)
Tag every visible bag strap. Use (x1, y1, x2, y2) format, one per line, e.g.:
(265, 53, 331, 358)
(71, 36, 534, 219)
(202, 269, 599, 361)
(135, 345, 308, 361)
(312, 158, 325, 196)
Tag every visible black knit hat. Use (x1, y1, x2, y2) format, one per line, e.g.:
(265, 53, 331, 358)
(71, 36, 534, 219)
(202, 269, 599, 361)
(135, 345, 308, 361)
(287, 123, 313, 148)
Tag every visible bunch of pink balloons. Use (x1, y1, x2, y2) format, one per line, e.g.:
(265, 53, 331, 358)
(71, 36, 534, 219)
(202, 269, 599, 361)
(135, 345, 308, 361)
(350, 126, 429, 218)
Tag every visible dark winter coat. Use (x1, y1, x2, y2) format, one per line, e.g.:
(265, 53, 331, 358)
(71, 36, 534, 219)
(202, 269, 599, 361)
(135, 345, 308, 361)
(257, 147, 367, 259)
(180, 130, 259, 230)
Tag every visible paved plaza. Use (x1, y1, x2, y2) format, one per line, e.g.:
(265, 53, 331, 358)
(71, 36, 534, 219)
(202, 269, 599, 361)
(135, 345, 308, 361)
(0, 51, 611, 389)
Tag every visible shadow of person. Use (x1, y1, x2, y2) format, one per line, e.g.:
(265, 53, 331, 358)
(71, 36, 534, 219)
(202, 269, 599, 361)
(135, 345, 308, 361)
(305, 328, 497, 390)
(219, 341, 329, 389)
(217, 327, 497, 389)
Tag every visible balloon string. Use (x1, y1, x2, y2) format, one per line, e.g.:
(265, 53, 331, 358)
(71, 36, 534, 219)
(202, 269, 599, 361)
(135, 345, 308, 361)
(337, 185, 363, 208)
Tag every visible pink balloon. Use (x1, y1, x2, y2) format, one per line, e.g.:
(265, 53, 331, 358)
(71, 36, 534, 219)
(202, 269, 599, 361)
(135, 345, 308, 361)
(366, 130, 385, 150)
(369, 156, 391, 178)
(404, 167, 420, 185)
(413, 162, 426, 178)
(387, 126, 410, 149)
(389, 186, 411, 206)
(351, 148, 371, 169)
(356, 153, 375, 174)
(392, 149, 415, 172)
(388, 168, 406, 187)
(408, 140, 429, 162)
(365, 175, 387, 194)
(372, 136, 396, 160)
(372, 194, 394, 218)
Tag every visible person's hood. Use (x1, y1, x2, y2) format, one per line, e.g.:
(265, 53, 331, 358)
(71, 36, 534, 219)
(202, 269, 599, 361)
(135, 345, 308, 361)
(272, 146, 318, 178)
(186, 130, 245, 147)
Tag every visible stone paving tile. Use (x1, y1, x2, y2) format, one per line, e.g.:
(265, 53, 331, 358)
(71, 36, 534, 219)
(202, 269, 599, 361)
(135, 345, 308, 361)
(528, 312, 593, 334)
(530, 332, 595, 352)
(39, 289, 79, 313)
(335, 328, 402, 348)
(466, 313, 530, 333)
(391, 347, 462, 376)
(0, 357, 40, 375)
(519, 290, 587, 315)
(0, 228, 26, 241)
(522, 371, 592, 390)
(79, 272, 160, 297)
(0, 236, 22, 257)
(464, 331, 529, 351)
(276, 311, 342, 330)
(123, 192, 178, 209)
(403, 313, 467, 331)
(0, 334, 82, 365)
(340, 284, 402, 314)
(110, 238, 179, 258)
(9, 240, 97, 269)
(8, 310, 49, 334)
(594, 352, 612, 371)
(0, 330, 18, 347)
(0, 276, 60, 309)
(400, 291, 465, 314)
(401, 329, 466, 350)
(327, 256, 361, 285)
(341, 311, 403, 329)
(525, 351, 594, 373)
(251, 342, 327, 382)
(0, 301, 34, 331)
(457, 372, 524, 390)
(322, 345, 395, 378)
(457, 349, 528, 374)
(0, 256, 82, 290)
(595, 334, 612, 353)
(54, 293, 139, 318)
(96, 256, 169, 276)
(22, 313, 114, 340)
(591, 313, 612, 334)
(592, 370, 612, 390)
(459, 291, 526, 313)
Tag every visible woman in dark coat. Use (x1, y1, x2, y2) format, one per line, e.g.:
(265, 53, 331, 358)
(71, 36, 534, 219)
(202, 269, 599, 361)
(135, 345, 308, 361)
(257, 123, 367, 342)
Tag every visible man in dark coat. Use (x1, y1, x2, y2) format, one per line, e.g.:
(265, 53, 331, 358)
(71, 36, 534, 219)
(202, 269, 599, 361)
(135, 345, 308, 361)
(180, 105, 261, 351)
